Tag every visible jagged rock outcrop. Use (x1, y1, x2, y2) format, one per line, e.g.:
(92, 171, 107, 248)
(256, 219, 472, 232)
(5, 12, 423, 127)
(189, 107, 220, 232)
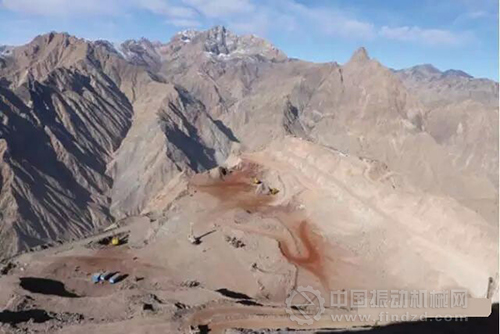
(117, 26, 286, 66)
(116, 39, 164, 70)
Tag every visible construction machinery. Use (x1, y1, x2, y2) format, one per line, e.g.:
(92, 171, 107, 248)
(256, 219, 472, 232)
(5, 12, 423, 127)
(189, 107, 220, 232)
(188, 223, 201, 245)
(251, 176, 279, 195)
(269, 188, 280, 195)
(111, 236, 120, 246)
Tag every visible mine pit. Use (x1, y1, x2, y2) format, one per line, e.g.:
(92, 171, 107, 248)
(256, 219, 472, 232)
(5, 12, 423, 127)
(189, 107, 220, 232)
(194, 164, 330, 289)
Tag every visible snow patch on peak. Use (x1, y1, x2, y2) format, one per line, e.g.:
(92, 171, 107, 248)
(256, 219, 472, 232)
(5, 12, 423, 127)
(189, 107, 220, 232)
(93, 40, 125, 58)
(176, 30, 199, 43)
(112, 42, 126, 58)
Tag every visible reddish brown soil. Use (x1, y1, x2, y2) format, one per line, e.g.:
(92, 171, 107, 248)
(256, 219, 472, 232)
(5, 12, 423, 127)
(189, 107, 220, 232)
(192, 165, 273, 212)
(278, 219, 327, 288)
(193, 165, 330, 289)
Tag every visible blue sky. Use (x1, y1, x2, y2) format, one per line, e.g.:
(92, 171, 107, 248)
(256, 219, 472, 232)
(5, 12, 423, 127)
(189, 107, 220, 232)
(0, 0, 498, 79)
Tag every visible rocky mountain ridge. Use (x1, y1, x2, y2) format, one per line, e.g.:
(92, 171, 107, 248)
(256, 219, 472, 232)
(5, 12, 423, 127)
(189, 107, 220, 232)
(394, 63, 498, 108)
(0, 26, 497, 258)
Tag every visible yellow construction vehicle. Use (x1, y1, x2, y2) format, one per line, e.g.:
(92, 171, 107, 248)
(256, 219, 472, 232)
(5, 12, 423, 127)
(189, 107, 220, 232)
(111, 236, 120, 246)
(269, 188, 280, 195)
(252, 177, 261, 185)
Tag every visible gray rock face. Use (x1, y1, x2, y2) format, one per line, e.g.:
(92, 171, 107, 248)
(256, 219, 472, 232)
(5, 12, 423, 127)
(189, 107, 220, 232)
(116, 26, 287, 70)
(109, 84, 233, 218)
(117, 38, 164, 70)
(0, 30, 239, 257)
(0, 46, 134, 255)
(0, 27, 497, 258)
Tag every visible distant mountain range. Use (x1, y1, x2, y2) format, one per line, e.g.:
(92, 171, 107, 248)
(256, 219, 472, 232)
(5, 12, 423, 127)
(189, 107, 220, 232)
(394, 64, 498, 107)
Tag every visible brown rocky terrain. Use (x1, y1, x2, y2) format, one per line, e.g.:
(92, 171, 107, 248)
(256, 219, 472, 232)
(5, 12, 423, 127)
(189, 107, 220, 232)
(0, 26, 498, 333)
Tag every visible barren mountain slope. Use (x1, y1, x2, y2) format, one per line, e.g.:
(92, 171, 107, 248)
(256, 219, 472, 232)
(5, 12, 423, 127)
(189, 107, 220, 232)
(160, 42, 497, 223)
(396, 65, 499, 192)
(0, 34, 135, 255)
(0, 138, 496, 333)
(0, 31, 236, 256)
(396, 65, 499, 221)
(108, 83, 235, 219)
(395, 64, 499, 108)
(298, 51, 498, 223)
(0, 26, 498, 333)
(0, 26, 497, 259)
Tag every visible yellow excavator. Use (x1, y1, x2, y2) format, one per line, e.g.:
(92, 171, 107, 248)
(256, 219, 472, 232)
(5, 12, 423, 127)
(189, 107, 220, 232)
(110, 236, 120, 246)
(252, 177, 279, 195)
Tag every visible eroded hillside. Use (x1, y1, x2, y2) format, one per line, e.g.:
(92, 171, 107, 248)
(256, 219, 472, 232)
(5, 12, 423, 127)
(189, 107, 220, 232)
(0, 26, 497, 266)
